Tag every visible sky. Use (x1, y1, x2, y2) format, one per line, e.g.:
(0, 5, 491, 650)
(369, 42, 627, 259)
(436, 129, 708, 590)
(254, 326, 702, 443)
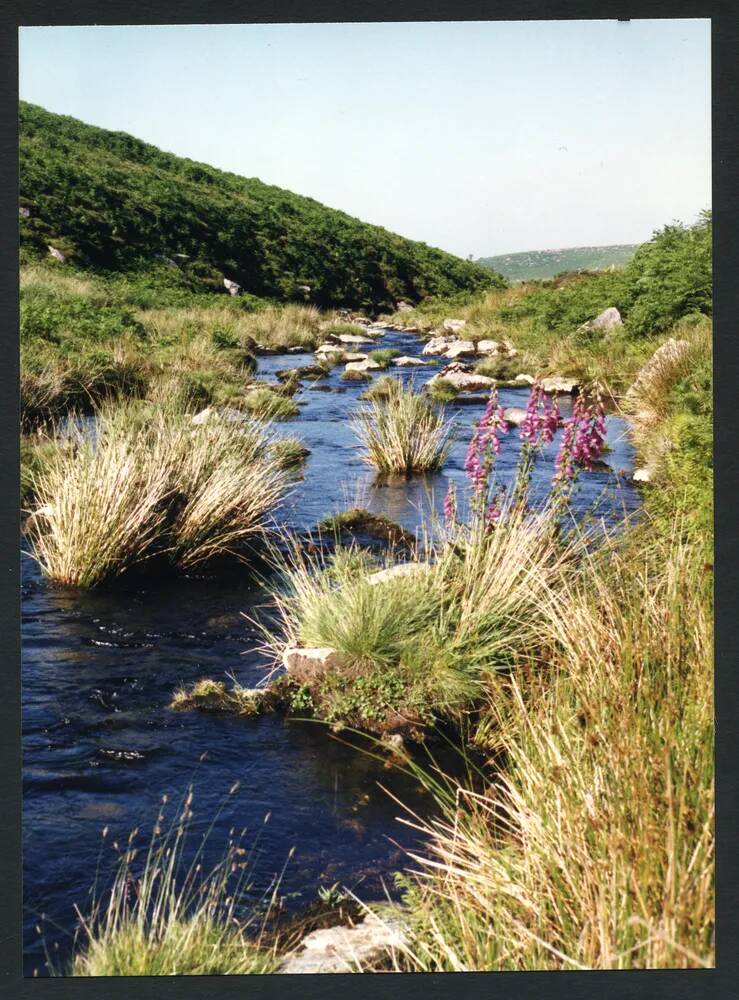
(19, 20, 711, 258)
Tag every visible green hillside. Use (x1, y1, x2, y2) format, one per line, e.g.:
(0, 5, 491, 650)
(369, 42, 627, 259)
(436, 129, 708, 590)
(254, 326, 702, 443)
(19, 101, 503, 311)
(478, 244, 640, 282)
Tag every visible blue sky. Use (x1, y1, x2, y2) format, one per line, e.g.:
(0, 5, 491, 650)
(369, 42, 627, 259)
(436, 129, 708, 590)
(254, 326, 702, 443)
(19, 20, 711, 258)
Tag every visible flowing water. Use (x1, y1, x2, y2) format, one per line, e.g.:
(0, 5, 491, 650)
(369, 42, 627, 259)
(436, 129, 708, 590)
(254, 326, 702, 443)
(22, 328, 642, 974)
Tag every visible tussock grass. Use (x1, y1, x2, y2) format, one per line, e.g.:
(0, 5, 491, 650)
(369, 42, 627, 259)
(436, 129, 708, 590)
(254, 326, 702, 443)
(265, 509, 578, 729)
(26, 402, 290, 586)
(387, 521, 713, 971)
(69, 790, 277, 975)
(352, 383, 453, 473)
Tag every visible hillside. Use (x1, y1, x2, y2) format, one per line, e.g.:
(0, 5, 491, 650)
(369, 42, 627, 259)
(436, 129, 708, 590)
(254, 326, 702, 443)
(19, 102, 503, 311)
(478, 244, 640, 282)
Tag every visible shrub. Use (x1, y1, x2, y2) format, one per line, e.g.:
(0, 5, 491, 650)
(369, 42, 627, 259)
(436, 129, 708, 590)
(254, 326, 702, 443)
(352, 384, 453, 473)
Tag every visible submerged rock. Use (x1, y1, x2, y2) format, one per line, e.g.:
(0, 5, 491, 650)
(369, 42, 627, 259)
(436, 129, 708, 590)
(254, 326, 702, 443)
(277, 910, 407, 974)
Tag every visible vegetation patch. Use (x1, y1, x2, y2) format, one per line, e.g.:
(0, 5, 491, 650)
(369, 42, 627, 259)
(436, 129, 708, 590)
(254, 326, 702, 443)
(317, 507, 416, 547)
(352, 383, 453, 473)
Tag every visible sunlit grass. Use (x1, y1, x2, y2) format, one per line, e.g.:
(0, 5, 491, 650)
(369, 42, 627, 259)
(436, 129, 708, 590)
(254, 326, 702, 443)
(352, 382, 453, 473)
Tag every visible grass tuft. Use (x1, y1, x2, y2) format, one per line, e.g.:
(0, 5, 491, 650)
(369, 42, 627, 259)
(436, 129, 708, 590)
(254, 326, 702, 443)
(352, 383, 453, 473)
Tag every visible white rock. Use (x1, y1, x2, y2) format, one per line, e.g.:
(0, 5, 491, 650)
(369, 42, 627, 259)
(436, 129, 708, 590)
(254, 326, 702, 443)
(476, 339, 502, 355)
(541, 376, 580, 395)
(422, 335, 457, 356)
(223, 277, 242, 296)
(442, 318, 467, 333)
(444, 340, 477, 360)
(515, 374, 535, 385)
(429, 366, 495, 393)
(345, 359, 381, 372)
(191, 407, 216, 425)
(366, 562, 429, 586)
(47, 245, 66, 263)
(579, 306, 623, 333)
(392, 356, 426, 367)
(341, 352, 368, 362)
(633, 467, 652, 483)
(396, 301, 414, 312)
(277, 912, 407, 974)
(337, 334, 375, 345)
(282, 647, 344, 684)
(503, 406, 528, 426)
(315, 343, 346, 357)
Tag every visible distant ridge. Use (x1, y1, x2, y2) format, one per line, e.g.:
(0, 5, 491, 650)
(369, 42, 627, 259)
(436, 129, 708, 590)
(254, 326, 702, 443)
(477, 244, 640, 282)
(19, 101, 503, 310)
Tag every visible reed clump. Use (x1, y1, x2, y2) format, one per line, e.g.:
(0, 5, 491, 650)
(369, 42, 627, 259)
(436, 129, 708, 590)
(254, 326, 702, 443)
(352, 382, 453, 473)
(26, 402, 290, 587)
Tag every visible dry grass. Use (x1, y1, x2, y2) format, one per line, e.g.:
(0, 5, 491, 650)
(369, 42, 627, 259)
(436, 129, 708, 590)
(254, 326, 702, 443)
(352, 382, 453, 474)
(384, 521, 714, 971)
(26, 402, 290, 586)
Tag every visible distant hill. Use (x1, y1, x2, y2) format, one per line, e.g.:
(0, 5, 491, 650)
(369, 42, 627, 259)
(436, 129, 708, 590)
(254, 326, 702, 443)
(477, 244, 640, 282)
(19, 101, 503, 311)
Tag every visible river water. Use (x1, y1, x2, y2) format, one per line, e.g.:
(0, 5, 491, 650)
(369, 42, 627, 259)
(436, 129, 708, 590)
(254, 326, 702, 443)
(22, 328, 642, 974)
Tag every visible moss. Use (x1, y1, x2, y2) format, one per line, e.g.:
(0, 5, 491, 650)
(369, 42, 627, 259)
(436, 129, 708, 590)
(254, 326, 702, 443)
(318, 507, 416, 546)
(170, 678, 273, 716)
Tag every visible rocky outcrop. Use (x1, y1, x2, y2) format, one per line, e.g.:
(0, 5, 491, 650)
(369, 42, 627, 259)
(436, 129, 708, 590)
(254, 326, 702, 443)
(277, 911, 407, 974)
(282, 647, 345, 684)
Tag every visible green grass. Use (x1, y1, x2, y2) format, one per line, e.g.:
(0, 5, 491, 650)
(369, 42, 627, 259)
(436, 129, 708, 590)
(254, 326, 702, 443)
(368, 348, 402, 369)
(352, 383, 453, 473)
(68, 790, 277, 976)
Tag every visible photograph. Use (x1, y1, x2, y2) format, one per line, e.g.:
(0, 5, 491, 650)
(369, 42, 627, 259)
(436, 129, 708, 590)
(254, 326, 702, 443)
(18, 17, 714, 977)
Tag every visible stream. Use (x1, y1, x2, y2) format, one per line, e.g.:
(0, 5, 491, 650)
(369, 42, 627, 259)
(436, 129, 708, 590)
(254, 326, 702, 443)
(22, 328, 642, 974)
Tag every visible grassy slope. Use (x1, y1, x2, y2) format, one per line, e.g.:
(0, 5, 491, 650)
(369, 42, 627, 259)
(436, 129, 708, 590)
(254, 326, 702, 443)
(19, 101, 503, 311)
(478, 244, 640, 281)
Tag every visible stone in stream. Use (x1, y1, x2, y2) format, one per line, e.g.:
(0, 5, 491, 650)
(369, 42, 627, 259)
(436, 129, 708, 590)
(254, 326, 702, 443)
(515, 373, 535, 385)
(428, 364, 495, 393)
(277, 911, 407, 974)
(315, 343, 346, 358)
(282, 647, 345, 684)
(443, 340, 477, 360)
(503, 406, 528, 427)
(392, 356, 426, 367)
(422, 335, 457, 356)
(342, 352, 369, 362)
(337, 333, 375, 345)
(345, 358, 381, 373)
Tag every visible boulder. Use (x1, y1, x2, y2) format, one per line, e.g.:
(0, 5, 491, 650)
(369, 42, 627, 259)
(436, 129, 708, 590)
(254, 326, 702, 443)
(476, 339, 502, 355)
(191, 407, 216, 425)
(277, 912, 407, 974)
(47, 245, 66, 263)
(444, 340, 477, 360)
(422, 335, 457, 356)
(396, 301, 414, 312)
(392, 356, 426, 367)
(315, 343, 346, 358)
(579, 306, 623, 334)
(282, 646, 345, 684)
(366, 562, 429, 586)
(345, 358, 381, 373)
(223, 277, 242, 296)
(442, 318, 467, 333)
(19, 205, 30, 218)
(633, 467, 652, 484)
(503, 406, 528, 427)
(541, 376, 580, 395)
(342, 352, 369, 363)
(515, 374, 535, 385)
